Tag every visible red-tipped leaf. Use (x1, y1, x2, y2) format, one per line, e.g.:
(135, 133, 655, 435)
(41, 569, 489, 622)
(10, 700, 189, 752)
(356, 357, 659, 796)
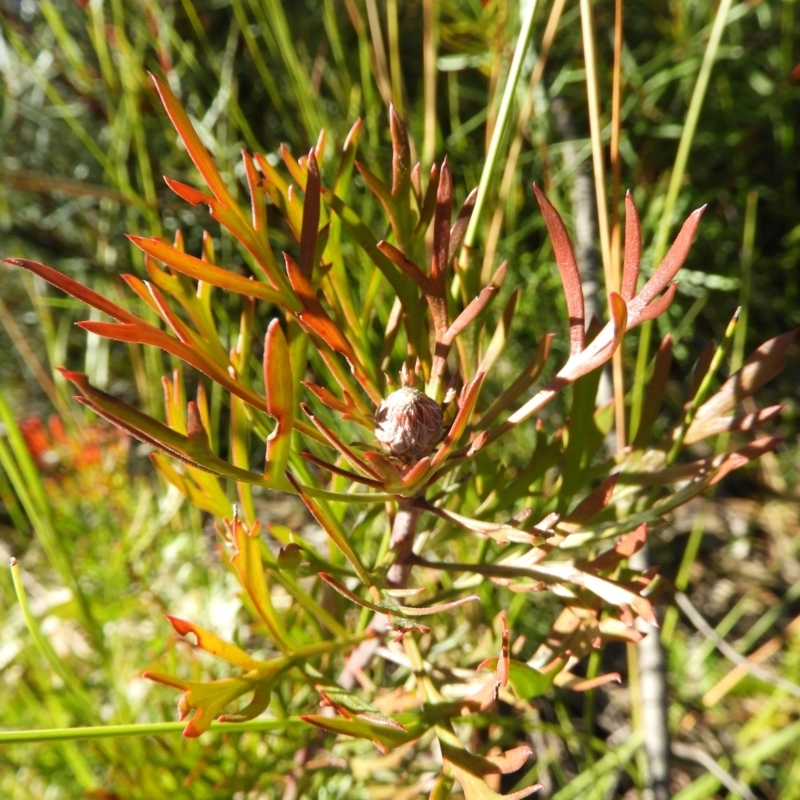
(533, 185, 585, 355)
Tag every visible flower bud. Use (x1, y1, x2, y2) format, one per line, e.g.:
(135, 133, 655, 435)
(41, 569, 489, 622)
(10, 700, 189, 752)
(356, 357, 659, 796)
(374, 387, 443, 463)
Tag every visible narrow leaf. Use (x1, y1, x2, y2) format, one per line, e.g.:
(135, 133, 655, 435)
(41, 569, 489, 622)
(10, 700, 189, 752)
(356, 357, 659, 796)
(299, 149, 321, 279)
(632, 334, 673, 448)
(533, 185, 585, 355)
(621, 191, 641, 301)
(449, 188, 479, 264)
(684, 404, 784, 445)
(284, 253, 357, 362)
(432, 159, 453, 291)
(692, 330, 797, 423)
(301, 713, 418, 751)
(430, 372, 485, 468)
(166, 616, 264, 671)
(443, 262, 507, 346)
(287, 472, 372, 586)
(227, 515, 293, 651)
(633, 205, 705, 311)
(377, 240, 435, 293)
(264, 320, 294, 488)
(299, 403, 381, 479)
(6, 258, 139, 323)
(127, 236, 295, 310)
(151, 73, 236, 206)
(564, 475, 619, 525)
(390, 104, 411, 200)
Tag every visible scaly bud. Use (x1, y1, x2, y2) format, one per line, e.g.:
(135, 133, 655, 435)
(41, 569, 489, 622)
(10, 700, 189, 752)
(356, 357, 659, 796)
(374, 387, 443, 463)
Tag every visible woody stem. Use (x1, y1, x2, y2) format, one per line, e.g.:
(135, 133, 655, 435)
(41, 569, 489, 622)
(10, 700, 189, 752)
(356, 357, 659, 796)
(338, 500, 422, 690)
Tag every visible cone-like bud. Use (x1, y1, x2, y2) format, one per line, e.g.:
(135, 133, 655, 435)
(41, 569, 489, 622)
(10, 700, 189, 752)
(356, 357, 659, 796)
(374, 387, 443, 463)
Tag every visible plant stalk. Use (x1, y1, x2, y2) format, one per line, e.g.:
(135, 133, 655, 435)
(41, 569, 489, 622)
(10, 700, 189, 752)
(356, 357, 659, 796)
(0, 718, 297, 745)
(339, 500, 422, 690)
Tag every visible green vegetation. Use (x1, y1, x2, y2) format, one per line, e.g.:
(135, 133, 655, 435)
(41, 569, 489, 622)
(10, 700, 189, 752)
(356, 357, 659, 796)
(1, 1, 798, 798)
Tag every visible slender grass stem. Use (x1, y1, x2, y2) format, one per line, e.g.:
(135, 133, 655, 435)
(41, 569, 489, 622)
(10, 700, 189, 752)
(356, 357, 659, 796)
(0, 718, 300, 745)
(730, 190, 757, 375)
(364, 0, 393, 107)
(423, 0, 439, 168)
(10, 559, 95, 710)
(386, 0, 403, 114)
(481, 0, 567, 280)
(667, 307, 740, 464)
(630, 0, 736, 434)
(610, 0, 626, 451)
(579, 0, 612, 291)
(461, 0, 541, 263)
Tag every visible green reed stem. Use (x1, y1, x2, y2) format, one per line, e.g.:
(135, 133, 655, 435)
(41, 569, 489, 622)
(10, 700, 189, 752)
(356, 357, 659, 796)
(461, 0, 540, 262)
(0, 717, 299, 745)
(667, 306, 739, 464)
(630, 0, 736, 436)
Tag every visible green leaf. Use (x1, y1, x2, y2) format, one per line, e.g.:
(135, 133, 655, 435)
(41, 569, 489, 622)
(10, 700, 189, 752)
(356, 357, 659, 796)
(286, 474, 372, 585)
(144, 671, 265, 738)
(166, 616, 265, 670)
(226, 515, 294, 652)
(61, 370, 269, 486)
(507, 660, 561, 700)
(299, 149, 321, 279)
(301, 713, 420, 752)
(263, 320, 294, 490)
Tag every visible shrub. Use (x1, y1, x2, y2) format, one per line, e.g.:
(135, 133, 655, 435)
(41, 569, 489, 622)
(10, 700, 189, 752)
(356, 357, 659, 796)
(4, 73, 794, 798)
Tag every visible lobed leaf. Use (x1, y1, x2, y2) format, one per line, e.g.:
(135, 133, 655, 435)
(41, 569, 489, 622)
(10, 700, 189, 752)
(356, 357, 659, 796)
(166, 616, 265, 671)
(143, 671, 262, 738)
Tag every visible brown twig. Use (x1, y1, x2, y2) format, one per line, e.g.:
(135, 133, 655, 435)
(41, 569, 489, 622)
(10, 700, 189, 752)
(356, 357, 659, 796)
(339, 500, 422, 691)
